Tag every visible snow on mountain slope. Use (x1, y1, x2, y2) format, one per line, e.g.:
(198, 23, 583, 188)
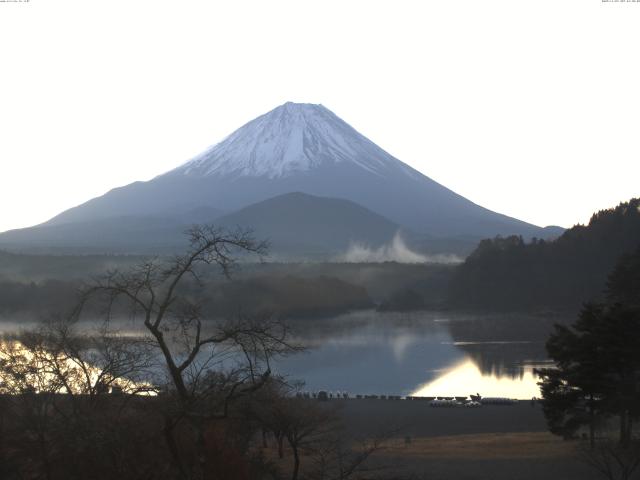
(6, 101, 552, 249)
(172, 102, 419, 180)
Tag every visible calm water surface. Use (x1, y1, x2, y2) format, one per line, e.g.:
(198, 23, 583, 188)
(0, 310, 558, 399)
(276, 310, 556, 399)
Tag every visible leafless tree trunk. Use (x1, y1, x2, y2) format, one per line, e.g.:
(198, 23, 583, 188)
(0, 314, 157, 480)
(580, 440, 640, 480)
(76, 225, 299, 479)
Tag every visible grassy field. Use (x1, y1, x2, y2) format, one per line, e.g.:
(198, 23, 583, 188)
(265, 400, 602, 479)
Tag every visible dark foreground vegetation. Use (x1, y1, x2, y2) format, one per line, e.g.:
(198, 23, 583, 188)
(536, 245, 640, 480)
(1, 197, 639, 479)
(0, 226, 393, 480)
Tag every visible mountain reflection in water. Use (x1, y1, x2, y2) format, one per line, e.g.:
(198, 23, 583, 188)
(277, 310, 561, 398)
(0, 310, 562, 399)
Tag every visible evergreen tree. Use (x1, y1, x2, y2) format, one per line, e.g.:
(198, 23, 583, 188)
(537, 303, 611, 446)
(607, 245, 640, 308)
(537, 249, 640, 446)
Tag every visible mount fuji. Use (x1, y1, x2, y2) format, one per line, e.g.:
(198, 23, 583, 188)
(0, 102, 558, 255)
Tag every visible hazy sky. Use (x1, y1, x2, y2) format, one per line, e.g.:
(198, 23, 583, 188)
(1, 0, 638, 233)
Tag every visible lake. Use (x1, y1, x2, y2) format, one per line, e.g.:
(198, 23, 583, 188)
(277, 310, 558, 399)
(0, 310, 560, 399)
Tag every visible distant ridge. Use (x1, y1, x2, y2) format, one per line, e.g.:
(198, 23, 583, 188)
(215, 192, 401, 255)
(0, 193, 402, 256)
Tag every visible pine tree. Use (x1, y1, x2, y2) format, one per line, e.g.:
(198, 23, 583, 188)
(537, 248, 640, 446)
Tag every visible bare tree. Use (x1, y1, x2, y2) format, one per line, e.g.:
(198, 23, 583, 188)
(579, 440, 640, 480)
(248, 381, 396, 480)
(77, 225, 299, 479)
(252, 385, 339, 480)
(306, 431, 392, 480)
(0, 316, 156, 480)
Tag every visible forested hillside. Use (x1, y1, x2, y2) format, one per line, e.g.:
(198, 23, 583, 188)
(448, 198, 640, 311)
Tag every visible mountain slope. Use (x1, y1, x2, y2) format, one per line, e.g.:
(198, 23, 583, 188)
(215, 192, 401, 255)
(0, 216, 190, 254)
(175, 101, 419, 179)
(0, 193, 403, 256)
(38, 102, 548, 240)
(0, 206, 223, 254)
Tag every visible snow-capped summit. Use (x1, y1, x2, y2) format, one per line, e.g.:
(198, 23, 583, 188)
(172, 102, 416, 180)
(11, 101, 549, 247)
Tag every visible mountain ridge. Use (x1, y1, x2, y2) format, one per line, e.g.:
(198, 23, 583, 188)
(215, 191, 402, 256)
(1, 102, 560, 254)
(0, 193, 405, 257)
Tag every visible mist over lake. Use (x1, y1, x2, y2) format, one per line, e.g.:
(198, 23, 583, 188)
(0, 309, 555, 400)
(276, 310, 556, 398)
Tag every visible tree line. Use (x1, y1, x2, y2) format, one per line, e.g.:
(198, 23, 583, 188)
(0, 272, 373, 322)
(448, 198, 640, 312)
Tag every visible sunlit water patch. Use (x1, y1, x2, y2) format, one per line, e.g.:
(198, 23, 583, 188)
(0, 339, 156, 395)
(0, 310, 557, 399)
(275, 311, 551, 398)
(411, 359, 540, 399)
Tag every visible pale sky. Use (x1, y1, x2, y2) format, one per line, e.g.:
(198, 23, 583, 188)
(1, 0, 638, 233)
